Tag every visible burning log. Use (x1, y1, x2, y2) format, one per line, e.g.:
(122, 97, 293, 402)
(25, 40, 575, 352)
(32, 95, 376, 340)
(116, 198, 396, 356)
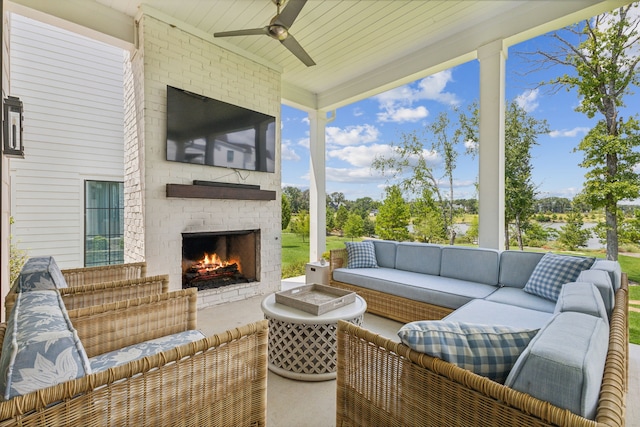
(188, 263, 239, 282)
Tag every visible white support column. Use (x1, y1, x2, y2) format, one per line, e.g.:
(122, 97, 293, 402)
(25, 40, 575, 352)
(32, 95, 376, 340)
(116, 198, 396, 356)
(477, 40, 507, 250)
(308, 110, 327, 262)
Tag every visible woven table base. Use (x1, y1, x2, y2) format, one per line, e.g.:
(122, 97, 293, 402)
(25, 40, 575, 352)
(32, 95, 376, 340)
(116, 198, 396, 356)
(265, 313, 364, 381)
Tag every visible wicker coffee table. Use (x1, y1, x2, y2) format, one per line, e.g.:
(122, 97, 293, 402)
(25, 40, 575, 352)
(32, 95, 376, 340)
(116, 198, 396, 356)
(261, 292, 366, 381)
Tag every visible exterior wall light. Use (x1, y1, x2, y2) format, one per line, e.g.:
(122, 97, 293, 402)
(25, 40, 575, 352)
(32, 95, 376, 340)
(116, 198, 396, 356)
(3, 96, 24, 158)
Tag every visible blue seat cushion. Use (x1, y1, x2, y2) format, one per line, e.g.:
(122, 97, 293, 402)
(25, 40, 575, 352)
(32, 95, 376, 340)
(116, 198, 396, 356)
(90, 330, 206, 372)
(484, 287, 556, 313)
(445, 299, 552, 330)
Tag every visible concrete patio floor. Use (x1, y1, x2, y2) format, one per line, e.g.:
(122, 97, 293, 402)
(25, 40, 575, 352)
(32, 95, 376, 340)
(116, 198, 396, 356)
(198, 276, 640, 427)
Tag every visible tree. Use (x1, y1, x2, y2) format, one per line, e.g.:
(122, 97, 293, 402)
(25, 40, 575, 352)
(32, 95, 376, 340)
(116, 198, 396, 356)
(282, 186, 309, 213)
(335, 205, 349, 232)
(375, 185, 410, 241)
(290, 210, 310, 242)
(343, 213, 365, 240)
(533, 4, 640, 259)
(411, 188, 447, 243)
(430, 111, 460, 244)
(281, 194, 291, 230)
(504, 100, 549, 250)
(557, 211, 591, 250)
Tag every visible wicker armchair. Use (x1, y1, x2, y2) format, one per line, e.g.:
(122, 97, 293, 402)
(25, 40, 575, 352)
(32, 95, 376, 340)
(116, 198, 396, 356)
(0, 289, 268, 427)
(336, 275, 629, 427)
(5, 274, 169, 320)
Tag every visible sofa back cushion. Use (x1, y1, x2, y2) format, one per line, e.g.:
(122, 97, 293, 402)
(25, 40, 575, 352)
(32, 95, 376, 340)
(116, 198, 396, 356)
(15, 256, 67, 292)
(0, 290, 91, 400)
(554, 282, 609, 325)
(395, 242, 442, 275)
(370, 240, 397, 268)
(498, 251, 544, 288)
(398, 320, 538, 383)
(523, 253, 595, 301)
(440, 247, 500, 286)
(505, 311, 608, 420)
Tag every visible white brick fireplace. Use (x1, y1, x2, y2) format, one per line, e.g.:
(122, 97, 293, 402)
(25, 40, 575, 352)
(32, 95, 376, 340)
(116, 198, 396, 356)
(123, 13, 282, 308)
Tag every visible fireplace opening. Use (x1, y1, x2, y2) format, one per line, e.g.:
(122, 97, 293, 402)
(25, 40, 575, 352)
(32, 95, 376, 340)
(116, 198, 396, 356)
(182, 230, 259, 291)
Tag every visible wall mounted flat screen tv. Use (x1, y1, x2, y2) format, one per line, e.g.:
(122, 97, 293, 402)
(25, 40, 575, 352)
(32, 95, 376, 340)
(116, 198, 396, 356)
(166, 86, 276, 173)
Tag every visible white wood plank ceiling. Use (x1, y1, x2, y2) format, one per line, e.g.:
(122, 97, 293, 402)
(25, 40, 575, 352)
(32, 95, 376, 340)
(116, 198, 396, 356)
(8, 0, 632, 111)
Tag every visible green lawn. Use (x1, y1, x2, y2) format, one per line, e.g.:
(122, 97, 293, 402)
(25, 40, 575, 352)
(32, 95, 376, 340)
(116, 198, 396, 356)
(630, 284, 639, 345)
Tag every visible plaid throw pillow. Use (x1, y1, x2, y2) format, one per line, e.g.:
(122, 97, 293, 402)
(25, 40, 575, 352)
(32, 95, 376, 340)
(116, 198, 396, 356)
(345, 241, 378, 269)
(523, 253, 595, 301)
(398, 321, 539, 383)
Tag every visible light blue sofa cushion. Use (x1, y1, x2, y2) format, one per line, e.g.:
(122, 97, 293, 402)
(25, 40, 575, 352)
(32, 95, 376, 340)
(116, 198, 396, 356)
(0, 290, 91, 400)
(575, 269, 615, 314)
(484, 287, 556, 313)
(555, 282, 609, 326)
(591, 259, 622, 291)
(445, 299, 552, 330)
(505, 312, 609, 420)
(90, 330, 206, 372)
(370, 240, 397, 268)
(398, 321, 538, 383)
(498, 251, 544, 288)
(333, 267, 497, 309)
(523, 253, 595, 301)
(440, 247, 500, 286)
(15, 256, 67, 292)
(395, 242, 442, 275)
(345, 241, 378, 268)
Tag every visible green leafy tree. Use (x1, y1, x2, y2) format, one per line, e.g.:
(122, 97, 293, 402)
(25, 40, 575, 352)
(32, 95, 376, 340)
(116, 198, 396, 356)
(465, 215, 479, 244)
(343, 213, 365, 240)
(281, 194, 291, 230)
(375, 185, 410, 241)
(412, 188, 446, 243)
(290, 210, 310, 242)
(282, 186, 309, 213)
(325, 205, 336, 232)
(504, 100, 549, 250)
(536, 4, 640, 259)
(335, 205, 349, 232)
(557, 211, 591, 250)
(522, 222, 557, 248)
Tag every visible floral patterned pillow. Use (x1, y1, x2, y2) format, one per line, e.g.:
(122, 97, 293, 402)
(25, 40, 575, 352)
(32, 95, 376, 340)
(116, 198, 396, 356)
(0, 290, 91, 400)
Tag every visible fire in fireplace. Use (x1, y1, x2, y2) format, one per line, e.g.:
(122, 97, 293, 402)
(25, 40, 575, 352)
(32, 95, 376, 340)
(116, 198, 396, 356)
(182, 230, 258, 291)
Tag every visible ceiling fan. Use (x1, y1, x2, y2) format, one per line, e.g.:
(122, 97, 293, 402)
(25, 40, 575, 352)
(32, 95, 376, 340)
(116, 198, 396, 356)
(214, 0, 315, 67)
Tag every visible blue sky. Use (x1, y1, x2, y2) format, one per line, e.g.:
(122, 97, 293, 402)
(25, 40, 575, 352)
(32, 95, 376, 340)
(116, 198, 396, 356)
(280, 22, 640, 203)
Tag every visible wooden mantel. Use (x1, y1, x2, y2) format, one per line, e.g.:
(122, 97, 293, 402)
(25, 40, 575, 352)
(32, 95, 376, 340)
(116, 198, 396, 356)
(166, 184, 276, 201)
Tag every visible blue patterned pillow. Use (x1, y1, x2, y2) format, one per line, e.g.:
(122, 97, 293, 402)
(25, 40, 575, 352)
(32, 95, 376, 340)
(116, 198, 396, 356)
(345, 241, 378, 269)
(16, 256, 67, 292)
(523, 253, 595, 301)
(0, 290, 91, 400)
(398, 321, 539, 383)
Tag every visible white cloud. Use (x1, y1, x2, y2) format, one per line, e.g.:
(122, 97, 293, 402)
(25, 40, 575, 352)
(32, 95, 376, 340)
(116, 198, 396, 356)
(549, 127, 590, 138)
(327, 143, 395, 168)
(353, 107, 364, 117)
(325, 124, 380, 147)
(377, 106, 428, 123)
(515, 89, 540, 112)
(374, 70, 460, 124)
(302, 116, 310, 125)
(297, 137, 310, 149)
(464, 139, 478, 151)
(326, 167, 383, 183)
(281, 140, 301, 161)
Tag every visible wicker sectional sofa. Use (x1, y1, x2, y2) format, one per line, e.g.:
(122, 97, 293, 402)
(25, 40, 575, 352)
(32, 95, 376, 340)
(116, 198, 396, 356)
(330, 241, 628, 427)
(0, 258, 268, 426)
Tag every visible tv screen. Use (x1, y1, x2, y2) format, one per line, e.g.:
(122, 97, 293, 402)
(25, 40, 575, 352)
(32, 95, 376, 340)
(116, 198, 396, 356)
(166, 86, 276, 173)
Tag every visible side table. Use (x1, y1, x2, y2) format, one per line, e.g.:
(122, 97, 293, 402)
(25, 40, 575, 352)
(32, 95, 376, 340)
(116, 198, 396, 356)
(261, 293, 366, 381)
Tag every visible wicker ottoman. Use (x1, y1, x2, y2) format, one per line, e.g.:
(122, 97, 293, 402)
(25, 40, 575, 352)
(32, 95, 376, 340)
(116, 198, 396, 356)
(261, 293, 366, 381)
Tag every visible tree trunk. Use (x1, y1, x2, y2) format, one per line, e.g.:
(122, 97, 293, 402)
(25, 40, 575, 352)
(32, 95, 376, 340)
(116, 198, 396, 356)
(515, 214, 524, 251)
(605, 152, 618, 261)
(504, 223, 510, 250)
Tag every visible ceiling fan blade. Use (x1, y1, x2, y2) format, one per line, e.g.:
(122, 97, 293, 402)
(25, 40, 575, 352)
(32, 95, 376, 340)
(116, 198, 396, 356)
(281, 34, 315, 67)
(275, 0, 308, 28)
(214, 27, 268, 38)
